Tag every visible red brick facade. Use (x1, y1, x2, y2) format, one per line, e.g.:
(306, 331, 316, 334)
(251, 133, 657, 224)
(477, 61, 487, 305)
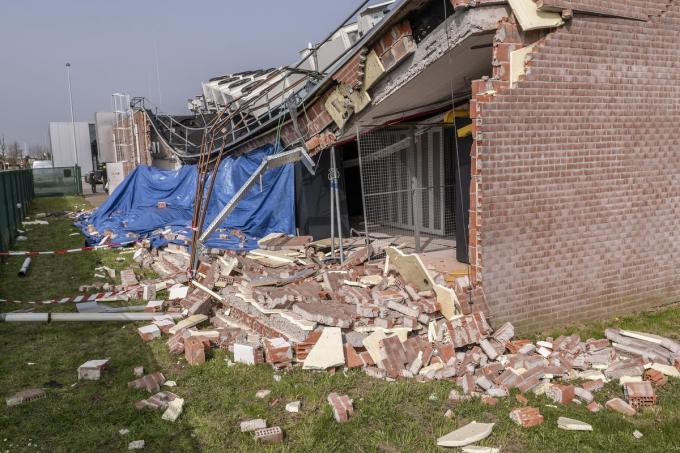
(472, 3, 680, 330)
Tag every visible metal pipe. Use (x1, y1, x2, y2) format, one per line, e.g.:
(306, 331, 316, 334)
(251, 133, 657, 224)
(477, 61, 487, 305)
(331, 147, 344, 263)
(17, 257, 31, 277)
(65, 62, 79, 167)
(0, 312, 184, 322)
(330, 149, 336, 260)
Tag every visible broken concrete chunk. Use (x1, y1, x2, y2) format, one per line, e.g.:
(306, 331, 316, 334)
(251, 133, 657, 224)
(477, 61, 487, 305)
(6, 388, 46, 407)
(285, 400, 301, 413)
(557, 417, 592, 431)
(293, 302, 353, 328)
(240, 418, 267, 432)
(161, 397, 184, 422)
(233, 342, 264, 365)
(574, 387, 593, 403)
(255, 389, 271, 399)
(168, 314, 208, 335)
(462, 446, 500, 453)
(437, 421, 495, 448)
(128, 440, 145, 450)
(138, 324, 161, 342)
(168, 284, 189, 300)
(303, 327, 345, 370)
(78, 359, 109, 381)
(650, 362, 680, 378)
(327, 392, 354, 423)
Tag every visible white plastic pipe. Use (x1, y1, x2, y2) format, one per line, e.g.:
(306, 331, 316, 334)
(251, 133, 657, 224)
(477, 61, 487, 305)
(0, 312, 184, 322)
(18, 258, 31, 277)
(1, 313, 49, 322)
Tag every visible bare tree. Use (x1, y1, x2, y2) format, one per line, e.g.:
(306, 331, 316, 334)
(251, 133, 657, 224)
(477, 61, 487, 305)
(0, 135, 6, 161)
(29, 143, 51, 160)
(7, 141, 23, 165)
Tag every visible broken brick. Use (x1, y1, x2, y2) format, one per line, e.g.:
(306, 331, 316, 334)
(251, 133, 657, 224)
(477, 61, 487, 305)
(624, 381, 656, 409)
(643, 368, 668, 386)
(253, 426, 283, 443)
(546, 384, 575, 404)
(605, 397, 637, 416)
(185, 337, 206, 366)
(128, 372, 166, 393)
(327, 392, 354, 423)
(509, 406, 544, 428)
(6, 388, 46, 407)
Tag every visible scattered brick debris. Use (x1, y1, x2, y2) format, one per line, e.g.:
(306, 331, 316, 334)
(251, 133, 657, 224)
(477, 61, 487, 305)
(161, 397, 184, 422)
(327, 392, 354, 423)
(135, 391, 178, 411)
(285, 401, 301, 413)
(78, 359, 109, 381)
(6, 388, 46, 407)
(255, 389, 271, 399)
(557, 417, 592, 431)
(605, 398, 637, 416)
(624, 381, 656, 409)
(128, 372, 166, 393)
(240, 419, 267, 432)
(128, 440, 145, 450)
(643, 368, 668, 386)
(509, 407, 544, 428)
(253, 426, 283, 443)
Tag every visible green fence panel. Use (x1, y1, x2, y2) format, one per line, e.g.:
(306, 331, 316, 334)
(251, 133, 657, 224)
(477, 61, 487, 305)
(0, 169, 34, 253)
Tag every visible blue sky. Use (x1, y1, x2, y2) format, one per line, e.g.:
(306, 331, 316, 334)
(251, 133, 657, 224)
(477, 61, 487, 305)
(0, 1, 358, 145)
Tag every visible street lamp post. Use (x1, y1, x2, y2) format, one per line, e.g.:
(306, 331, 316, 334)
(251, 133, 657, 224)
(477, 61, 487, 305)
(65, 62, 79, 166)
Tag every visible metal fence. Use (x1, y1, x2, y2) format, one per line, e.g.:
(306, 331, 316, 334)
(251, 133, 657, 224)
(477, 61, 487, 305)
(32, 166, 82, 197)
(357, 123, 457, 253)
(0, 169, 34, 253)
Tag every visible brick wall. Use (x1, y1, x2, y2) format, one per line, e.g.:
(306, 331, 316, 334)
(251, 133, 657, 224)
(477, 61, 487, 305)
(536, 0, 670, 20)
(475, 3, 680, 330)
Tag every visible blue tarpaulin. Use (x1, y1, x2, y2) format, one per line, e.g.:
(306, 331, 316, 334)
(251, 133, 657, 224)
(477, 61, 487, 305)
(75, 144, 295, 250)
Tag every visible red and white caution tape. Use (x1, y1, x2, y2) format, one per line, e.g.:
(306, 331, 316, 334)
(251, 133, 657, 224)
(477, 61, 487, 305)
(0, 241, 137, 257)
(0, 290, 134, 305)
(1, 273, 186, 305)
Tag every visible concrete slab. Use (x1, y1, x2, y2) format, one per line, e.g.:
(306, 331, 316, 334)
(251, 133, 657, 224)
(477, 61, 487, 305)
(437, 421, 495, 448)
(303, 327, 345, 370)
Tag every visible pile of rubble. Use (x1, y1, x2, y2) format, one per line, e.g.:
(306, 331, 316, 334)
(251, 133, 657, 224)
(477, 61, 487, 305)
(109, 233, 680, 444)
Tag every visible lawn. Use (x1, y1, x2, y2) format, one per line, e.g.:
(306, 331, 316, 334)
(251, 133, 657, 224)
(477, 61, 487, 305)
(1, 196, 680, 452)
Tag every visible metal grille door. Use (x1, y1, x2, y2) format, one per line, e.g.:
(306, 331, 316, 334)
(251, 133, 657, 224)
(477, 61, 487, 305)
(357, 124, 456, 252)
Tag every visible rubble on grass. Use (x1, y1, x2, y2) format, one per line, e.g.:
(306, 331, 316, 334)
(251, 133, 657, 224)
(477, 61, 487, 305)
(78, 359, 109, 381)
(114, 235, 680, 441)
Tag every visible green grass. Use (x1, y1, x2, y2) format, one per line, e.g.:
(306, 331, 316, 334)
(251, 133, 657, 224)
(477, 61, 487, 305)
(2, 196, 680, 452)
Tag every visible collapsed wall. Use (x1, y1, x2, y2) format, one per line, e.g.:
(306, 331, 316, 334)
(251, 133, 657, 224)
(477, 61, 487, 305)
(470, 1, 680, 330)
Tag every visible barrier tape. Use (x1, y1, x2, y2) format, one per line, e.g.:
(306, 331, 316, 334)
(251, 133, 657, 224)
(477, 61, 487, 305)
(0, 240, 137, 257)
(0, 272, 187, 305)
(0, 290, 134, 305)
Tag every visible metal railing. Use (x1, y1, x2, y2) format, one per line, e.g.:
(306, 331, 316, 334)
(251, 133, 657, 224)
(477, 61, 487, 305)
(0, 169, 34, 253)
